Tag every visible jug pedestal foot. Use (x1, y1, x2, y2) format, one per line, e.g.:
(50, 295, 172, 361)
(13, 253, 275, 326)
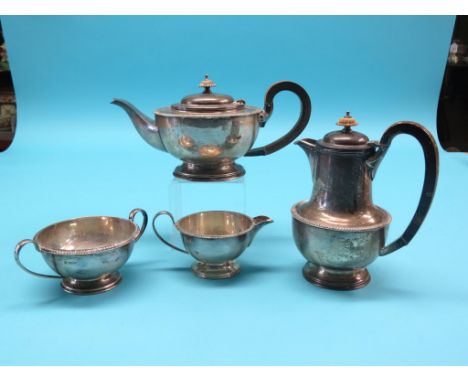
(303, 263, 370, 291)
(61, 272, 122, 295)
(192, 261, 240, 279)
(174, 161, 245, 182)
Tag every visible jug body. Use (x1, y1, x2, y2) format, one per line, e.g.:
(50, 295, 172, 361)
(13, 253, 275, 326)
(292, 140, 391, 290)
(292, 219, 389, 289)
(292, 114, 439, 291)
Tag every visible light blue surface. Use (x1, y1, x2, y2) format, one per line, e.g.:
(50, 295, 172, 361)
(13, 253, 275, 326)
(0, 16, 465, 365)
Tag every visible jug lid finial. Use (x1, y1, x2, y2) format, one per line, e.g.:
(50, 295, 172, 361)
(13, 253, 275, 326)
(321, 112, 369, 148)
(337, 112, 359, 132)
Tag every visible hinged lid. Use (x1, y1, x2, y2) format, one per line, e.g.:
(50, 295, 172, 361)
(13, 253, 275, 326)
(320, 112, 370, 149)
(171, 75, 246, 112)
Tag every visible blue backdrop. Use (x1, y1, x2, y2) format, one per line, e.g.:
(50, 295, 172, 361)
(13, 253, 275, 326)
(0, 16, 464, 365)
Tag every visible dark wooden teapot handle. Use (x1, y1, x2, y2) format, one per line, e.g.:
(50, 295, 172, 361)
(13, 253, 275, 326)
(246, 81, 311, 156)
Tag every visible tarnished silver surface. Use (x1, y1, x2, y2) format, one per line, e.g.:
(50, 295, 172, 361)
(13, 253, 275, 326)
(14, 208, 148, 295)
(112, 75, 311, 181)
(292, 113, 439, 290)
(152, 210, 273, 279)
(292, 214, 388, 290)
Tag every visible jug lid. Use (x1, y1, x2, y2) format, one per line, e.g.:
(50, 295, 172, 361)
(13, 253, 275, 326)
(171, 75, 246, 112)
(320, 112, 370, 150)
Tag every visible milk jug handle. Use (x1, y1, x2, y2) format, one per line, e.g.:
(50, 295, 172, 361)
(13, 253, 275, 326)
(245, 81, 311, 157)
(152, 211, 188, 254)
(377, 122, 439, 256)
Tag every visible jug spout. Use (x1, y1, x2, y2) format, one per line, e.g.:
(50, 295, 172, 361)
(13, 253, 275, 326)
(295, 138, 317, 154)
(249, 215, 273, 245)
(112, 98, 166, 152)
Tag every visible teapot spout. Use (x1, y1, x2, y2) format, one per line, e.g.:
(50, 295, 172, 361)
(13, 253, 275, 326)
(249, 215, 273, 245)
(112, 98, 166, 152)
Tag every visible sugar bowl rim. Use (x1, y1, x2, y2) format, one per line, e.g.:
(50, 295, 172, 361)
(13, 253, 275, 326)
(32, 215, 141, 256)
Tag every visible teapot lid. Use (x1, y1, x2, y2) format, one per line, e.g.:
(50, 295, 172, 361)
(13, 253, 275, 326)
(171, 75, 246, 112)
(321, 112, 370, 149)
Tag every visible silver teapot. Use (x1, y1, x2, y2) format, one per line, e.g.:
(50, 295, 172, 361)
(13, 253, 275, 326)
(113, 75, 311, 181)
(291, 113, 439, 290)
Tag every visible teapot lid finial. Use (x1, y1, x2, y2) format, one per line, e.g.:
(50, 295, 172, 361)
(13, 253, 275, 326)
(172, 75, 245, 112)
(199, 75, 216, 94)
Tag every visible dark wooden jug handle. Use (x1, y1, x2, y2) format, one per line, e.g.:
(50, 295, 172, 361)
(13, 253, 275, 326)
(376, 122, 439, 256)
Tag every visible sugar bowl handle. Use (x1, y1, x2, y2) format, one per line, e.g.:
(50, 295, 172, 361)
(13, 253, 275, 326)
(14, 239, 61, 279)
(246, 81, 312, 156)
(152, 211, 188, 254)
(377, 122, 439, 256)
(129, 208, 148, 241)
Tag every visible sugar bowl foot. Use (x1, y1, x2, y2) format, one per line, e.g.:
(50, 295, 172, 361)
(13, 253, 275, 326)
(192, 261, 240, 279)
(61, 272, 122, 295)
(303, 263, 370, 291)
(173, 161, 245, 182)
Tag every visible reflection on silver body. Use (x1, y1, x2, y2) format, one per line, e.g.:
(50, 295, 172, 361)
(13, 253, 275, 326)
(14, 209, 148, 294)
(112, 75, 311, 181)
(156, 112, 260, 161)
(153, 210, 273, 279)
(292, 113, 439, 290)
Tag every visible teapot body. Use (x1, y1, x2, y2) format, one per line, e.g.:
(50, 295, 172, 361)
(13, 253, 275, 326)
(155, 107, 262, 180)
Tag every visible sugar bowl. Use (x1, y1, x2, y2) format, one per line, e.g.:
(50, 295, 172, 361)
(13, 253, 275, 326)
(14, 208, 148, 294)
(152, 210, 273, 279)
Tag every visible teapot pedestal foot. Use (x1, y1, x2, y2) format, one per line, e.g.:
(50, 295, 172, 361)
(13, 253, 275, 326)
(61, 272, 122, 295)
(174, 161, 245, 182)
(303, 263, 370, 291)
(192, 261, 240, 279)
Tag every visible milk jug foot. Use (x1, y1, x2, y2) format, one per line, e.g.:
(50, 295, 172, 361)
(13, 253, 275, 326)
(192, 261, 240, 279)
